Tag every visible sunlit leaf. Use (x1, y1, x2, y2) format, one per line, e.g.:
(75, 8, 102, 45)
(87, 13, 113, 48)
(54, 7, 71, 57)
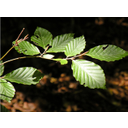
(71, 59, 106, 89)
(4, 67, 44, 85)
(0, 104, 10, 112)
(86, 44, 128, 62)
(64, 36, 86, 57)
(31, 27, 53, 49)
(0, 79, 15, 102)
(13, 41, 40, 55)
(47, 33, 74, 53)
(0, 60, 4, 76)
(42, 54, 54, 59)
(53, 58, 68, 65)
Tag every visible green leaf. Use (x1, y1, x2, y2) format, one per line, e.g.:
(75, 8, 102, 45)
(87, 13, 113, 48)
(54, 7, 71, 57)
(53, 58, 68, 65)
(71, 59, 106, 89)
(42, 54, 54, 59)
(4, 67, 44, 85)
(64, 36, 86, 57)
(0, 79, 15, 102)
(12, 41, 40, 55)
(47, 33, 74, 53)
(0, 60, 4, 76)
(31, 27, 53, 49)
(86, 44, 128, 62)
(0, 104, 10, 112)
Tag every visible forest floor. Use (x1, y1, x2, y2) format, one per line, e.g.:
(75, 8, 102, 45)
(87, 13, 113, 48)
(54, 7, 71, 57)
(1, 17, 128, 112)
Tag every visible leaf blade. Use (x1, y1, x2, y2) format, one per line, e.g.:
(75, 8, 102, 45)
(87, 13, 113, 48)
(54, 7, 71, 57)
(13, 41, 40, 55)
(42, 54, 54, 59)
(86, 44, 128, 62)
(53, 58, 68, 65)
(47, 33, 74, 53)
(0, 104, 10, 112)
(4, 67, 44, 85)
(64, 35, 86, 57)
(71, 59, 106, 89)
(0, 79, 15, 102)
(0, 60, 4, 76)
(31, 27, 53, 49)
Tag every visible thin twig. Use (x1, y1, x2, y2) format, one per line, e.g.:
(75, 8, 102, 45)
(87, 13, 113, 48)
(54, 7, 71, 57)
(66, 51, 89, 60)
(15, 28, 25, 45)
(40, 45, 50, 57)
(0, 56, 43, 66)
(0, 28, 27, 61)
(74, 51, 89, 58)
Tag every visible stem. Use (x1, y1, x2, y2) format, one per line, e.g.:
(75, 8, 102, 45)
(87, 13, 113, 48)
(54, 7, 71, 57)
(0, 46, 15, 61)
(66, 51, 89, 60)
(0, 76, 4, 79)
(0, 56, 43, 66)
(40, 45, 50, 57)
(0, 28, 27, 61)
(15, 28, 25, 44)
(75, 51, 88, 57)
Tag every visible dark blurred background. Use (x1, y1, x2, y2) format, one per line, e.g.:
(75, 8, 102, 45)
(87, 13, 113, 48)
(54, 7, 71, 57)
(1, 17, 128, 112)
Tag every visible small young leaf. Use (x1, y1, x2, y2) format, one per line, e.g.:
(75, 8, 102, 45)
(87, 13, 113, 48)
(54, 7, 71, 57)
(47, 33, 74, 53)
(13, 41, 40, 55)
(4, 67, 44, 85)
(0, 79, 15, 102)
(53, 58, 68, 65)
(42, 54, 54, 59)
(31, 27, 53, 49)
(86, 44, 128, 62)
(64, 36, 86, 57)
(0, 104, 10, 112)
(0, 60, 4, 76)
(71, 59, 106, 89)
